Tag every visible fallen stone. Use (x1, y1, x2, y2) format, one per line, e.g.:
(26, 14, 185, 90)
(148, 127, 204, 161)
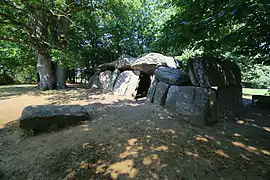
(153, 82, 170, 106)
(20, 105, 90, 133)
(131, 53, 177, 74)
(113, 70, 140, 97)
(154, 66, 190, 85)
(165, 86, 218, 126)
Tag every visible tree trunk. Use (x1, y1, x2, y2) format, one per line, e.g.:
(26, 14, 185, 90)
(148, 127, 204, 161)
(72, 69, 76, 84)
(56, 64, 67, 89)
(80, 68, 83, 83)
(36, 51, 56, 90)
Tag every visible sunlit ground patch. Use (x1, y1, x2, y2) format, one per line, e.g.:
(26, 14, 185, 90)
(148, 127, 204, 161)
(215, 149, 230, 158)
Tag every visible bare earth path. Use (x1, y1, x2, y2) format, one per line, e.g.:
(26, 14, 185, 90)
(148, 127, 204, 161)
(0, 85, 269, 179)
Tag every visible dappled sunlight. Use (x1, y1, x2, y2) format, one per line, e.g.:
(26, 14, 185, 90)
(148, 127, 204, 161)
(194, 135, 208, 142)
(79, 124, 91, 132)
(119, 137, 169, 159)
(162, 129, 176, 135)
(240, 153, 251, 161)
(185, 150, 199, 158)
(0, 124, 6, 129)
(1, 84, 270, 179)
(151, 145, 168, 152)
(73, 136, 171, 179)
(232, 141, 261, 155)
(215, 149, 230, 158)
(105, 160, 138, 179)
(235, 117, 270, 132)
(236, 120, 245, 124)
(263, 127, 270, 132)
(233, 133, 242, 137)
(246, 118, 255, 122)
(261, 149, 270, 156)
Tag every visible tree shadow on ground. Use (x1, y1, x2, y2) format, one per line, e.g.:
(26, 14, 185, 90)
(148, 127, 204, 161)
(0, 97, 269, 179)
(0, 84, 94, 101)
(0, 85, 39, 100)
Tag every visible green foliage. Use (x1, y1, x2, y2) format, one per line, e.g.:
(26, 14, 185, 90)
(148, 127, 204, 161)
(1, 0, 175, 85)
(241, 64, 270, 89)
(0, 41, 36, 84)
(158, 0, 270, 64)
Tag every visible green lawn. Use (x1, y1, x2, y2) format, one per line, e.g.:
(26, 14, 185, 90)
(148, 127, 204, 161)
(243, 88, 269, 100)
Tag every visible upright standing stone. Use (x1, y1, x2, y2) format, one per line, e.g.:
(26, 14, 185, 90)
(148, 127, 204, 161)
(188, 57, 241, 87)
(99, 70, 113, 92)
(110, 69, 120, 91)
(220, 60, 241, 86)
(165, 86, 218, 126)
(113, 70, 140, 97)
(89, 72, 101, 89)
(153, 82, 170, 106)
(146, 75, 159, 103)
(217, 85, 243, 114)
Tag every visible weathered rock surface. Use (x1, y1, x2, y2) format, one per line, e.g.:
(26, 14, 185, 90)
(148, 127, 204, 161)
(220, 60, 241, 85)
(131, 53, 177, 74)
(110, 69, 120, 91)
(89, 72, 101, 89)
(99, 70, 113, 92)
(153, 82, 170, 106)
(113, 70, 140, 97)
(217, 85, 243, 113)
(146, 75, 159, 103)
(20, 105, 90, 133)
(99, 57, 137, 71)
(154, 66, 190, 85)
(165, 86, 218, 126)
(188, 57, 241, 87)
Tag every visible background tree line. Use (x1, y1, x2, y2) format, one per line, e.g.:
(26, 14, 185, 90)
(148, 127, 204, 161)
(0, 0, 269, 89)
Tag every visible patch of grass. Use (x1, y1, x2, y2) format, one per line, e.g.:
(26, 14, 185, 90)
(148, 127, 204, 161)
(243, 88, 269, 100)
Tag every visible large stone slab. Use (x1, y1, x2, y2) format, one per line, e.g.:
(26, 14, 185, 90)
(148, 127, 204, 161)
(99, 56, 137, 71)
(165, 86, 218, 126)
(217, 85, 243, 114)
(153, 82, 170, 106)
(113, 70, 140, 97)
(131, 53, 177, 74)
(154, 66, 190, 85)
(20, 105, 90, 133)
(188, 57, 241, 87)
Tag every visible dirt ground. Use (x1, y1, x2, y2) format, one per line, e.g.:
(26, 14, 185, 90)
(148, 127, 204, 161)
(0, 85, 269, 180)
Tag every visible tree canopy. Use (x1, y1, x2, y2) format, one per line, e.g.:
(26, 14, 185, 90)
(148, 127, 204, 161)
(158, 0, 270, 64)
(0, 0, 269, 88)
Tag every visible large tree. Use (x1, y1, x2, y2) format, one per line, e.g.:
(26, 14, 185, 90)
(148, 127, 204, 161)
(0, 0, 105, 90)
